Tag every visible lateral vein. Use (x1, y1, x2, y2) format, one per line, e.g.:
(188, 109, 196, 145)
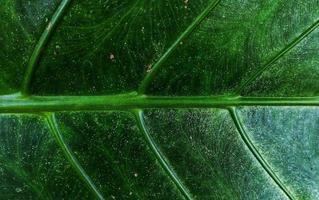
(46, 113, 105, 200)
(21, 0, 72, 95)
(236, 19, 319, 94)
(135, 110, 193, 200)
(228, 107, 294, 200)
(138, 0, 221, 94)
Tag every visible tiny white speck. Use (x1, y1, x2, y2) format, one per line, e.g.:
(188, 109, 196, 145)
(15, 188, 22, 193)
(110, 54, 115, 60)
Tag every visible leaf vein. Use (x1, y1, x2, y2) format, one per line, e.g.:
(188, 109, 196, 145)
(46, 113, 105, 200)
(236, 19, 319, 94)
(138, 0, 221, 94)
(228, 107, 295, 200)
(21, 0, 72, 95)
(0, 95, 318, 113)
(135, 110, 193, 200)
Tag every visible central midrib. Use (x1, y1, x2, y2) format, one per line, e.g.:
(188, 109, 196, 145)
(0, 95, 318, 112)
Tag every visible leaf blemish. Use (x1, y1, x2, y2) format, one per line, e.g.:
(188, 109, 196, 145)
(146, 64, 152, 73)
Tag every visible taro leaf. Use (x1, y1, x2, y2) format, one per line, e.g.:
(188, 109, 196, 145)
(0, 0, 318, 199)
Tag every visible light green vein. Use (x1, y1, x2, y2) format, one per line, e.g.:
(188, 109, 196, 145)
(138, 0, 221, 94)
(21, 0, 72, 95)
(46, 113, 105, 200)
(236, 19, 319, 94)
(0, 95, 318, 113)
(134, 110, 193, 200)
(228, 107, 295, 200)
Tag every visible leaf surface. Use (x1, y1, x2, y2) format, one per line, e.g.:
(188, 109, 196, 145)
(0, 0, 318, 199)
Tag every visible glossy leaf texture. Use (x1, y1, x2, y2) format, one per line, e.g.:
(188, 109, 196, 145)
(0, 0, 318, 199)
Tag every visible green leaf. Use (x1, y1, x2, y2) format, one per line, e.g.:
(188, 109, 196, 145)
(0, 0, 318, 199)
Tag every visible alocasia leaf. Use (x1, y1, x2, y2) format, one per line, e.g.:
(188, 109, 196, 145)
(0, 0, 318, 199)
